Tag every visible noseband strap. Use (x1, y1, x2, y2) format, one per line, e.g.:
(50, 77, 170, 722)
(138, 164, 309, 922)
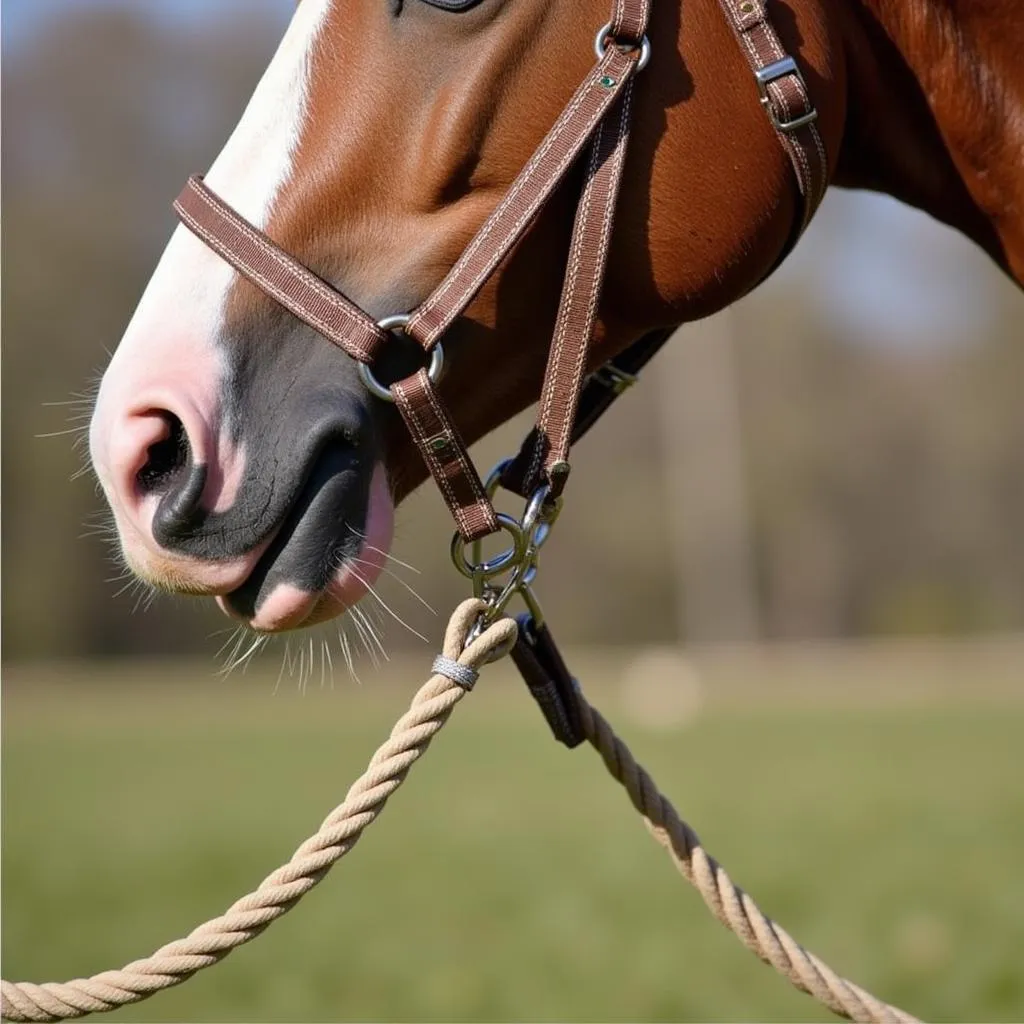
(174, 0, 827, 541)
(175, 177, 388, 364)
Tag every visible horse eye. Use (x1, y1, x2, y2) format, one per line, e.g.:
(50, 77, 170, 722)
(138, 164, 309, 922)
(418, 0, 485, 9)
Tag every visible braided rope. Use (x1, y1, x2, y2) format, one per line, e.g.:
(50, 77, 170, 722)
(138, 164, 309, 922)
(1, 601, 918, 1024)
(577, 696, 919, 1024)
(0, 600, 517, 1024)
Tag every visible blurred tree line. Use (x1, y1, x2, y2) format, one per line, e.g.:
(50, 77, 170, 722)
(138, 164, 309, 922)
(3, 4, 1023, 661)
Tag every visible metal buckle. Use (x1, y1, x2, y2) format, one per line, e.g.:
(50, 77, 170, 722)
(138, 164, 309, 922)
(754, 57, 818, 132)
(592, 363, 638, 396)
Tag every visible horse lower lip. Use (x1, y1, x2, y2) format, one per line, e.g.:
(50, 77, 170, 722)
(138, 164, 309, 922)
(218, 463, 394, 630)
(221, 584, 319, 631)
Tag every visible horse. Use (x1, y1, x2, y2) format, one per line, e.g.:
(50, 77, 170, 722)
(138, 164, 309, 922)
(88, 0, 1024, 636)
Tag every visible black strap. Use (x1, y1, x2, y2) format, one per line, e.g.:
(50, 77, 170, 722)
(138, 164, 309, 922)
(570, 327, 673, 445)
(500, 327, 672, 497)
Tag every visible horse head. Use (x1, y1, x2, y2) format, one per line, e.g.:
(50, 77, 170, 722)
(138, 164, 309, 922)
(89, 0, 1022, 635)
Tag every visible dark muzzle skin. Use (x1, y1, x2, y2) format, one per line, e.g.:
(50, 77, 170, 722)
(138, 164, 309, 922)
(208, 309, 393, 626)
(106, 288, 397, 630)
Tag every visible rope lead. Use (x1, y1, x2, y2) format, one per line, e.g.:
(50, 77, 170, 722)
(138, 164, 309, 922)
(0, 600, 916, 1024)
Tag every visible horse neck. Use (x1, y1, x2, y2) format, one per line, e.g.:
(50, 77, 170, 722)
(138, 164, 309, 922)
(830, 0, 1024, 284)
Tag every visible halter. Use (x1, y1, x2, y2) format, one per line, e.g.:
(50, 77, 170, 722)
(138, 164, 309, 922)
(175, 0, 826, 741)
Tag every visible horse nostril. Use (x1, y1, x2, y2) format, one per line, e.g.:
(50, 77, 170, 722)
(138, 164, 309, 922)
(136, 412, 190, 495)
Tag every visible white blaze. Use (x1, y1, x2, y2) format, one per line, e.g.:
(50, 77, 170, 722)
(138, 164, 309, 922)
(91, 0, 329, 448)
(89, 0, 333, 574)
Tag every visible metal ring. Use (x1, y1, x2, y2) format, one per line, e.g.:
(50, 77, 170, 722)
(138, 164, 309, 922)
(522, 484, 552, 538)
(523, 484, 563, 552)
(358, 314, 445, 403)
(594, 22, 652, 72)
(482, 457, 516, 500)
(451, 514, 526, 582)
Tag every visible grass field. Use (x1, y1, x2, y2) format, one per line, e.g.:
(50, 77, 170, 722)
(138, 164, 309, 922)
(3, 641, 1024, 1022)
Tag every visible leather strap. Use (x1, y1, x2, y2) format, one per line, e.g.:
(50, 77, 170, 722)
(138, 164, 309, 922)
(502, 326, 672, 499)
(569, 327, 672, 445)
(174, 176, 387, 364)
(500, 76, 638, 499)
(608, 0, 651, 44)
(715, 0, 828, 230)
(391, 370, 498, 541)
(404, 43, 643, 351)
(510, 614, 584, 747)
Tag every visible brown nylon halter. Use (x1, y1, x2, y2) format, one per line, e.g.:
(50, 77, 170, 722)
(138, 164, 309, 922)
(174, 0, 827, 543)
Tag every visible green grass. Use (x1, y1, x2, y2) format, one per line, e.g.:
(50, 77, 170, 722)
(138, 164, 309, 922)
(3, 651, 1024, 1022)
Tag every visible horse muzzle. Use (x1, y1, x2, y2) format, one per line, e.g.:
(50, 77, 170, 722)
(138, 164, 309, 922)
(90, 352, 395, 631)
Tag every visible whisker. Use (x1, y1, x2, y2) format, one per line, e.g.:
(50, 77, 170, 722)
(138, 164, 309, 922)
(35, 426, 90, 439)
(338, 626, 359, 684)
(222, 634, 265, 677)
(211, 624, 241, 649)
(322, 637, 335, 690)
(347, 565, 429, 644)
(353, 604, 388, 664)
(274, 639, 292, 695)
(361, 543, 422, 576)
(217, 626, 247, 674)
(350, 556, 436, 614)
(348, 608, 379, 668)
(109, 573, 138, 594)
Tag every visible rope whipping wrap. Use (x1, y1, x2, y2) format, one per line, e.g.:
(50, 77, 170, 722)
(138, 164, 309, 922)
(1, 602, 918, 1024)
(0, 601, 517, 1024)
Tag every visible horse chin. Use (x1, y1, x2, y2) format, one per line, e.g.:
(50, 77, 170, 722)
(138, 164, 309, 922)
(215, 464, 395, 633)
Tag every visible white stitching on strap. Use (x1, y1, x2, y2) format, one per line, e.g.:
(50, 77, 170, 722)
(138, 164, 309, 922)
(410, 49, 635, 345)
(182, 180, 382, 338)
(176, 205, 375, 361)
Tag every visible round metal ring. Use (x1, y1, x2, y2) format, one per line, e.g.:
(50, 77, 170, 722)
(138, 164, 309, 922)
(522, 484, 552, 538)
(358, 314, 444, 403)
(451, 514, 526, 582)
(593, 22, 652, 72)
(377, 313, 412, 332)
(483, 457, 516, 500)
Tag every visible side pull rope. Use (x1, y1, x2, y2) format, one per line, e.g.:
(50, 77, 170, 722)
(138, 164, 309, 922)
(0, 602, 516, 1024)
(0, 602, 917, 1024)
(577, 696, 918, 1024)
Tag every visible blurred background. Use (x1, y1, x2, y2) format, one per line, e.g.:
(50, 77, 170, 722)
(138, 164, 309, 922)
(3, 2, 1023, 1021)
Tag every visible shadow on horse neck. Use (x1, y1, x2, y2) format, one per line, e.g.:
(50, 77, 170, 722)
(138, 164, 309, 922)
(404, 0, 1024, 475)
